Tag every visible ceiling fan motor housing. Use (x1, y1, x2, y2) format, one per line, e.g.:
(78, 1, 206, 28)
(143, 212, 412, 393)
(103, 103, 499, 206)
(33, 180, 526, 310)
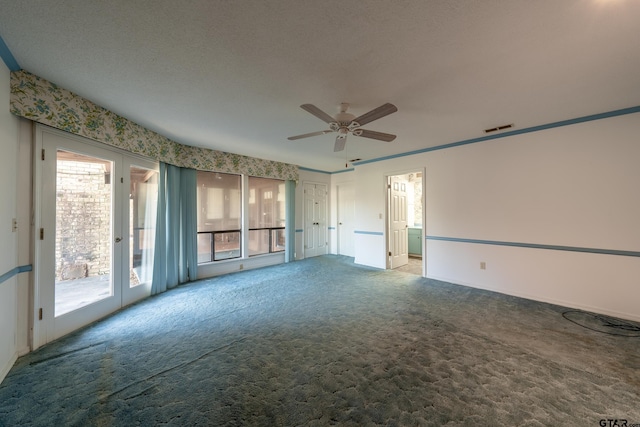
(335, 111, 355, 123)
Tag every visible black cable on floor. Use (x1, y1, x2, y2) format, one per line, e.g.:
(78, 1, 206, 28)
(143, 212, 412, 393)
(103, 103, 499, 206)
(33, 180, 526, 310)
(562, 310, 640, 337)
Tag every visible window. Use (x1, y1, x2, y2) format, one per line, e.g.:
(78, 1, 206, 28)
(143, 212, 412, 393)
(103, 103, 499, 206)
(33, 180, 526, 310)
(196, 172, 241, 262)
(196, 173, 287, 264)
(248, 177, 285, 256)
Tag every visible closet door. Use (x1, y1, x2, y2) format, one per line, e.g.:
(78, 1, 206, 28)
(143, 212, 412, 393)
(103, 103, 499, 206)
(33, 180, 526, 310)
(303, 182, 327, 258)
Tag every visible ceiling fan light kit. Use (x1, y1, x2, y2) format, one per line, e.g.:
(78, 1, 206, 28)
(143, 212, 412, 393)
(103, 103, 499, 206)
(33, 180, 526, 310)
(288, 102, 398, 152)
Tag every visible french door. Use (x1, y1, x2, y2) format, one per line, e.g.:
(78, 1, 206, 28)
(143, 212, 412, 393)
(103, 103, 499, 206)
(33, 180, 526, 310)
(34, 126, 158, 348)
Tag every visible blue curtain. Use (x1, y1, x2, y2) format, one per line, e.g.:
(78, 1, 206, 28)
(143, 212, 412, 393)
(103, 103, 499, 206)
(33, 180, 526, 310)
(151, 163, 198, 295)
(285, 180, 296, 263)
(151, 163, 168, 294)
(180, 168, 198, 282)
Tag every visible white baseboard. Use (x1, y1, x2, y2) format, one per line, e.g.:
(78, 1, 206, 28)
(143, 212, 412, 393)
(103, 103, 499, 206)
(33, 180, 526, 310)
(0, 351, 17, 385)
(427, 274, 640, 323)
(197, 253, 285, 280)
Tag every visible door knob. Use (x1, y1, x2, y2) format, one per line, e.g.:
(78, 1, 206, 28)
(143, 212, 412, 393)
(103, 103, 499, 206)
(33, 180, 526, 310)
(115, 237, 122, 243)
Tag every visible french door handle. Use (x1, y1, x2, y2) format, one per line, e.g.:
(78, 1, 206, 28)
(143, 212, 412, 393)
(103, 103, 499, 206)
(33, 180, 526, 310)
(115, 237, 122, 243)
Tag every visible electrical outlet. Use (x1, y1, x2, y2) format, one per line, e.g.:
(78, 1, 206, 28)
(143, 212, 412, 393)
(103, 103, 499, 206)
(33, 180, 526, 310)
(480, 262, 486, 270)
(12, 218, 17, 232)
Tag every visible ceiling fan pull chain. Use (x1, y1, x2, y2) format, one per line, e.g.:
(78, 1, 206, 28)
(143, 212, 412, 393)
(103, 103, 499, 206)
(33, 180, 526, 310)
(345, 144, 348, 168)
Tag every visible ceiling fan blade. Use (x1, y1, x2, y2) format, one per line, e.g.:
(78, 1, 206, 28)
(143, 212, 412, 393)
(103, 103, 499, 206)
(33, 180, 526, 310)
(287, 130, 333, 140)
(357, 129, 397, 142)
(300, 104, 336, 124)
(334, 135, 346, 152)
(353, 103, 398, 126)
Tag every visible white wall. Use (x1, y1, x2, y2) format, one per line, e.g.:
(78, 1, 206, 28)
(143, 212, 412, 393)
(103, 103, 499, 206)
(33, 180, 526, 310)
(354, 157, 426, 268)
(353, 112, 640, 321)
(0, 63, 21, 382)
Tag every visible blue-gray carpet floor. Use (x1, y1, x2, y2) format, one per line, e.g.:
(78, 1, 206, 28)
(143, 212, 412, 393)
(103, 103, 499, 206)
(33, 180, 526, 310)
(1, 255, 639, 426)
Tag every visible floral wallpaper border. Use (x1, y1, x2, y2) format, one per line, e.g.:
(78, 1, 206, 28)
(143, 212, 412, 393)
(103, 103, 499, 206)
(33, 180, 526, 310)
(10, 70, 298, 181)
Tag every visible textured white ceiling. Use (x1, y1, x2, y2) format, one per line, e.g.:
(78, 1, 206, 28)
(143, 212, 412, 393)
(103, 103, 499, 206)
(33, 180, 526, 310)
(1, 0, 639, 171)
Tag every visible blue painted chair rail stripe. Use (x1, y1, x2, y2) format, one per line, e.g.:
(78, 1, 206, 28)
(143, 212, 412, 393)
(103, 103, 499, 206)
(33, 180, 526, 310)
(0, 265, 33, 286)
(298, 167, 331, 175)
(295, 106, 640, 173)
(332, 168, 355, 174)
(354, 105, 640, 167)
(426, 236, 640, 258)
(0, 35, 21, 72)
(354, 230, 384, 236)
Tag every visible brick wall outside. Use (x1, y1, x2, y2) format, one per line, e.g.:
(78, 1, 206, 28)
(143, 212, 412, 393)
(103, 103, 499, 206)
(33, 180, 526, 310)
(55, 160, 111, 281)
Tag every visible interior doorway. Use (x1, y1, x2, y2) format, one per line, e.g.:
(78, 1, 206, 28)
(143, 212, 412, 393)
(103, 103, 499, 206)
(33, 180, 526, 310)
(386, 171, 423, 275)
(336, 182, 355, 257)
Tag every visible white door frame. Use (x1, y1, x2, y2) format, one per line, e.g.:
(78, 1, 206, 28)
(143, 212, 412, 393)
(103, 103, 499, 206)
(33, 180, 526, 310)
(33, 125, 158, 349)
(336, 182, 355, 257)
(384, 168, 426, 275)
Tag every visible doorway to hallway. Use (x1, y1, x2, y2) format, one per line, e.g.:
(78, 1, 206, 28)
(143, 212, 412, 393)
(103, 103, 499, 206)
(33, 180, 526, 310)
(336, 182, 355, 257)
(386, 170, 424, 275)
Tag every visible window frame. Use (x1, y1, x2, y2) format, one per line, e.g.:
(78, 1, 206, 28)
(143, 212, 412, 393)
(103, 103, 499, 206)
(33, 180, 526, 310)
(196, 172, 286, 264)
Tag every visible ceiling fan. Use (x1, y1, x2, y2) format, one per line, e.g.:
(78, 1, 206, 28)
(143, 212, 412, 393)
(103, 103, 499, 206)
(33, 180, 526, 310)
(288, 102, 398, 152)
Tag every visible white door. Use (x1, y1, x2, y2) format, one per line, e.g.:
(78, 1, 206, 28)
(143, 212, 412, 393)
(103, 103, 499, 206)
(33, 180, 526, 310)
(388, 175, 409, 269)
(303, 182, 327, 258)
(337, 183, 355, 257)
(34, 127, 158, 347)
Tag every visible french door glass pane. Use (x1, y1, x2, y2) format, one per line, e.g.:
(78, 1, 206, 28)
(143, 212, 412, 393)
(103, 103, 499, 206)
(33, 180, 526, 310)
(129, 166, 158, 287)
(55, 150, 113, 317)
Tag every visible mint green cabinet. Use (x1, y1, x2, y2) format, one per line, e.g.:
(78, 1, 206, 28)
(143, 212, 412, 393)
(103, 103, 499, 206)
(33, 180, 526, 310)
(408, 227, 422, 256)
